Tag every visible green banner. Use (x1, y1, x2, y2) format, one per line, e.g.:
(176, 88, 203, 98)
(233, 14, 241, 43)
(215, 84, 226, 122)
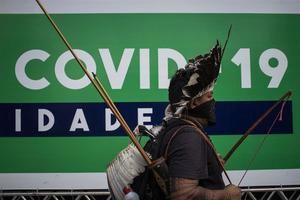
(0, 13, 299, 173)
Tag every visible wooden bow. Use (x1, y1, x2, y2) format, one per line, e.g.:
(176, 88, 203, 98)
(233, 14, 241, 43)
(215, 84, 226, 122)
(224, 90, 292, 162)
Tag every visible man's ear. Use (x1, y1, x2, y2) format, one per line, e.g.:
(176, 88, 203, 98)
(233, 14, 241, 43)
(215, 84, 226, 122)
(188, 99, 196, 109)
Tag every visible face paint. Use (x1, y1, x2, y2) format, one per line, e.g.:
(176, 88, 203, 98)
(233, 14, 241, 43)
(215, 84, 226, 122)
(188, 99, 216, 126)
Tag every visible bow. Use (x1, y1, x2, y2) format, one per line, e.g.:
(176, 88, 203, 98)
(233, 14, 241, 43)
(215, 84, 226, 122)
(223, 90, 292, 185)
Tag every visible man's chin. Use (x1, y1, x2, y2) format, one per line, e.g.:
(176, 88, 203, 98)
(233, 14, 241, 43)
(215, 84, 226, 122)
(190, 116, 209, 127)
(207, 121, 216, 127)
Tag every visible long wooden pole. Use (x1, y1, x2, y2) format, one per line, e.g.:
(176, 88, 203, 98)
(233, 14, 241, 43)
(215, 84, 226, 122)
(34, 0, 152, 165)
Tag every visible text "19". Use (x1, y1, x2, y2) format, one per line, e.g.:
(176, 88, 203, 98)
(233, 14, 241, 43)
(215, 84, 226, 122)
(232, 48, 287, 88)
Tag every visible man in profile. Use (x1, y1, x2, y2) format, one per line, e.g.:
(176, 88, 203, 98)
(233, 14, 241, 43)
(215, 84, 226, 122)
(160, 41, 241, 200)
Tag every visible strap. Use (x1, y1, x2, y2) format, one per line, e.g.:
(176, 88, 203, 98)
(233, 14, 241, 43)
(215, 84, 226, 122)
(179, 119, 231, 183)
(163, 123, 217, 162)
(180, 119, 216, 152)
(163, 125, 191, 159)
(163, 118, 225, 173)
(163, 119, 216, 161)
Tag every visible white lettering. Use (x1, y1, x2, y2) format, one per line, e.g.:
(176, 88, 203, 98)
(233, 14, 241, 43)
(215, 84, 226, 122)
(15, 48, 192, 91)
(259, 48, 288, 88)
(55, 49, 96, 89)
(69, 108, 90, 131)
(15, 49, 50, 90)
(158, 48, 186, 89)
(38, 109, 55, 132)
(138, 108, 153, 130)
(140, 49, 150, 89)
(15, 109, 21, 132)
(99, 48, 134, 89)
(105, 108, 120, 131)
(231, 48, 252, 88)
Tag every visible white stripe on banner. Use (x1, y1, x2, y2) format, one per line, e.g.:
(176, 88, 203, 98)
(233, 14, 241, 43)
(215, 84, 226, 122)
(0, 169, 299, 189)
(1, 0, 300, 14)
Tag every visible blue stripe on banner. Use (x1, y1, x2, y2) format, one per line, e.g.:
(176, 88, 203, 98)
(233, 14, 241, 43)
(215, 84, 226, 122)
(0, 101, 293, 137)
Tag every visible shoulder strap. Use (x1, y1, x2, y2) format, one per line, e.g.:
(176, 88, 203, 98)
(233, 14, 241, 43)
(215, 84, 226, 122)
(163, 125, 191, 159)
(180, 119, 216, 151)
(164, 122, 218, 161)
(164, 119, 217, 160)
(161, 118, 232, 185)
(179, 119, 228, 175)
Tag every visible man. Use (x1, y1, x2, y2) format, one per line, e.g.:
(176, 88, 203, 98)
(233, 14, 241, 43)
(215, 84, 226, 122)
(160, 41, 241, 200)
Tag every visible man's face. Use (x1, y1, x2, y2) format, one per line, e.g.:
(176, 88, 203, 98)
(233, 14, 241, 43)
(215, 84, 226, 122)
(187, 91, 216, 126)
(189, 91, 214, 109)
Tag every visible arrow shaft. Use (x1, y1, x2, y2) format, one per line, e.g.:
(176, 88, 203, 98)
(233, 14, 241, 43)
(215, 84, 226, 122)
(35, 0, 152, 165)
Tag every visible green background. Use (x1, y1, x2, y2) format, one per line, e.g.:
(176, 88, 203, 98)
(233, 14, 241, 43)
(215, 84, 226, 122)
(0, 14, 299, 172)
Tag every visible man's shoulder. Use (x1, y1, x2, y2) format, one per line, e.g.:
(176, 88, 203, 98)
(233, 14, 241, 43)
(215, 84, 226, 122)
(163, 119, 206, 148)
(165, 118, 204, 136)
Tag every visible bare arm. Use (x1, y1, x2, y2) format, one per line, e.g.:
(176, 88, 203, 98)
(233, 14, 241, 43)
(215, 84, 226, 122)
(170, 177, 241, 200)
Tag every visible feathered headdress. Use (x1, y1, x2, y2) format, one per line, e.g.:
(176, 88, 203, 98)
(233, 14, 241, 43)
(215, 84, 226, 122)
(168, 26, 232, 114)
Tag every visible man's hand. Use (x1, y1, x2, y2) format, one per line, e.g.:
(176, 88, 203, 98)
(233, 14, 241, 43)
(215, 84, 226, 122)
(225, 184, 242, 200)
